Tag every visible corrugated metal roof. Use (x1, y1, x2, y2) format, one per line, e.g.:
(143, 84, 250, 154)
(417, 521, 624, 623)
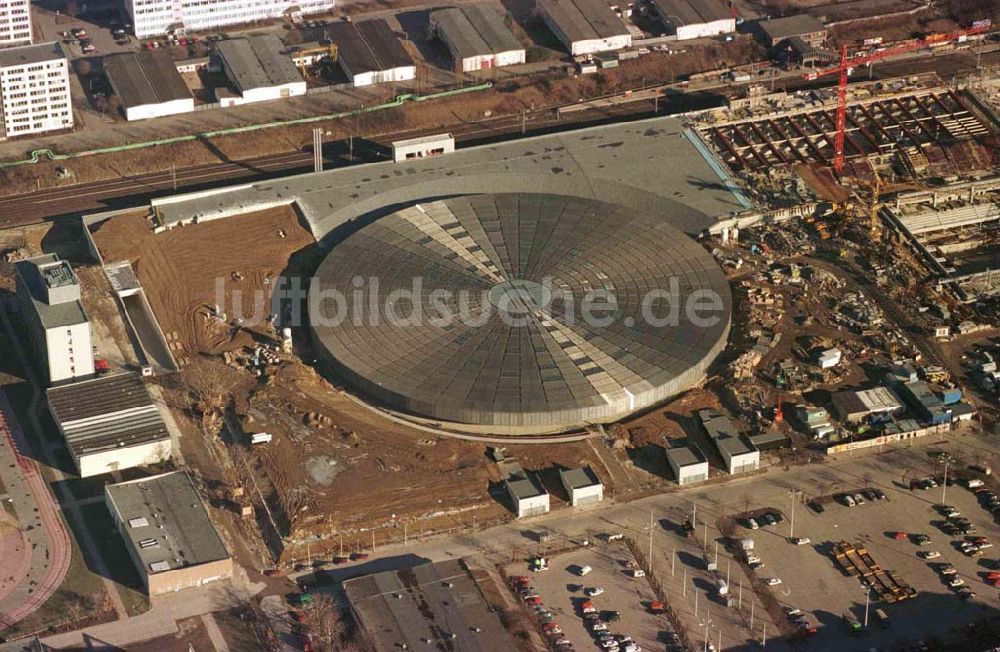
(328, 19, 413, 77)
(652, 0, 731, 26)
(432, 5, 523, 60)
(103, 50, 191, 109)
(538, 0, 629, 42)
(47, 373, 170, 456)
(216, 35, 302, 92)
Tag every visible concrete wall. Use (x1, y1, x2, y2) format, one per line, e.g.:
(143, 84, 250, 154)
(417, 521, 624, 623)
(669, 460, 709, 485)
(147, 558, 234, 595)
(676, 18, 735, 41)
(44, 321, 94, 383)
(567, 484, 603, 506)
(74, 438, 172, 478)
(509, 489, 550, 518)
(125, 97, 195, 121)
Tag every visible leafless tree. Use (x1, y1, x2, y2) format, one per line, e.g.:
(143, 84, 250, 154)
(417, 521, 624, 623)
(183, 356, 239, 415)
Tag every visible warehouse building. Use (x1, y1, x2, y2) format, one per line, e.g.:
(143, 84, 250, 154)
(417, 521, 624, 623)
(698, 408, 759, 474)
(345, 559, 518, 651)
(831, 386, 904, 424)
(106, 471, 232, 595)
(327, 20, 416, 87)
(665, 440, 709, 485)
(104, 50, 194, 121)
(650, 0, 734, 40)
(215, 35, 306, 106)
(900, 380, 951, 425)
(430, 5, 526, 72)
(753, 14, 827, 48)
(0, 42, 72, 140)
(48, 373, 172, 477)
(15, 255, 93, 384)
(0, 0, 31, 47)
(537, 0, 631, 56)
(559, 467, 603, 506)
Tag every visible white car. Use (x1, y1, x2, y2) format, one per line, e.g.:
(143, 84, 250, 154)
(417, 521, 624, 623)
(949, 578, 966, 588)
(585, 587, 605, 597)
(765, 577, 782, 586)
(791, 537, 811, 545)
(919, 550, 941, 559)
(578, 565, 593, 576)
(748, 518, 760, 530)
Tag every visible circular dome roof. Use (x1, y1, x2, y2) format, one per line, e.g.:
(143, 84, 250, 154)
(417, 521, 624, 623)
(310, 193, 731, 433)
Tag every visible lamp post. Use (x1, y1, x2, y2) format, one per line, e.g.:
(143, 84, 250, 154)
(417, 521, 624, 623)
(940, 453, 953, 504)
(789, 487, 802, 539)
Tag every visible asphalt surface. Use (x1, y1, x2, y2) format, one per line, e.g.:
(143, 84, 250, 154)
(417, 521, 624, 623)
(0, 46, 996, 230)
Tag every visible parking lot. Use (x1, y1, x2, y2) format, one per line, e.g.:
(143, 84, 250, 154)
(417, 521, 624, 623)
(742, 460, 1000, 651)
(505, 545, 670, 652)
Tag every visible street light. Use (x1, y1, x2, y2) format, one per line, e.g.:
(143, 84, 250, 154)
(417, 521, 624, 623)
(939, 454, 953, 504)
(789, 488, 802, 539)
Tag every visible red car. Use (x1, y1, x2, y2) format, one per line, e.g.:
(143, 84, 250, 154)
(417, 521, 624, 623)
(512, 575, 530, 585)
(350, 552, 369, 561)
(985, 571, 1000, 580)
(525, 596, 542, 605)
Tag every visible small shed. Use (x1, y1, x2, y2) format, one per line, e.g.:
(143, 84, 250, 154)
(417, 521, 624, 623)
(558, 467, 603, 506)
(665, 441, 709, 485)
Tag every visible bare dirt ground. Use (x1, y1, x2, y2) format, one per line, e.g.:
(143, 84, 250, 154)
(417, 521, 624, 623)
(84, 208, 667, 565)
(0, 38, 763, 196)
(90, 207, 314, 364)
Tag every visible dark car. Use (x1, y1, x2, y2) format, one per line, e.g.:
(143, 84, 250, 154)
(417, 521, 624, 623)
(807, 501, 824, 514)
(350, 552, 370, 561)
(872, 489, 887, 500)
(771, 512, 785, 524)
(862, 489, 878, 502)
(762, 513, 777, 526)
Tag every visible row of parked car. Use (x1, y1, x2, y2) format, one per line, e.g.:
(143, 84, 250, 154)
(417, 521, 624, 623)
(743, 510, 784, 530)
(836, 487, 887, 507)
(577, 594, 639, 652)
(512, 574, 574, 651)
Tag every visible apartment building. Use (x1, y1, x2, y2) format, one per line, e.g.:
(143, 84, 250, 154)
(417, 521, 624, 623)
(0, 42, 72, 140)
(14, 254, 94, 384)
(126, 0, 335, 39)
(0, 0, 31, 47)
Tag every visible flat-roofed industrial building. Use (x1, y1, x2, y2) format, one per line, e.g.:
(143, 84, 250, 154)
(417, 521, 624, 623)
(14, 254, 93, 384)
(559, 467, 603, 506)
(430, 5, 526, 72)
(104, 50, 194, 121)
(831, 386, 904, 424)
(345, 559, 518, 651)
(215, 34, 306, 106)
(753, 14, 828, 48)
(537, 0, 631, 56)
(650, 0, 735, 40)
(47, 372, 172, 477)
(327, 19, 416, 87)
(106, 471, 232, 595)
(665, 440, 709, 485)
(698, 408, 760, 474)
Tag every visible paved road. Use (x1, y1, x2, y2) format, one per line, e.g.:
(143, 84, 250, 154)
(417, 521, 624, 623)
(0, 46, 995, 230)
(0, 390, 72, 629)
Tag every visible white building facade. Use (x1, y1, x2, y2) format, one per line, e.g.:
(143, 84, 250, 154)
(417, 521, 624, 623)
(14, 255, 93, 384)
(126, 0, 335, 39)
(666, 445, 709, 485)
(0, 43, 72, 140)
(0, 0, 31, 47)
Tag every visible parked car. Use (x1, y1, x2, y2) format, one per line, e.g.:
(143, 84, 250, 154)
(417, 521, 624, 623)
(584, 587, 604, 597)
(913, 534, 932, 546)
(577, 565, 593, 576)
(919, 550, 941, 559)
(762, 513, 777, 526)
(791, 537, 811, 545)
(765, 577, 782, 586)
(852, 493, 866, 505)
(747, 517, 759, 530)
(807, 501, 825, 514)
(949, 578, 966, 588)
(938, 564, 958, 576)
